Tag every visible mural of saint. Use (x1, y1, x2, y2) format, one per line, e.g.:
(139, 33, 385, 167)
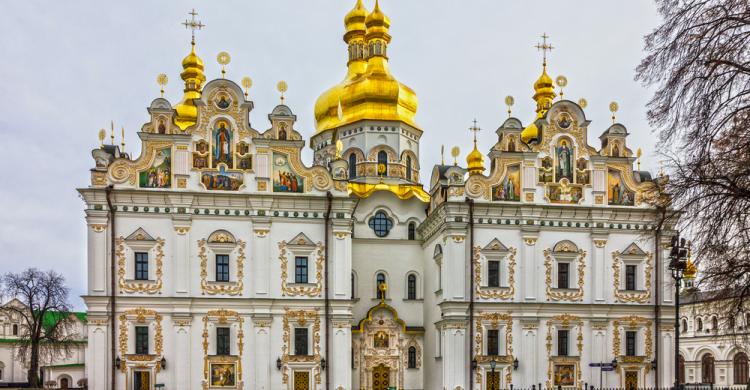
(575, 158, 590, 184)
(374, 331, 389, 348)
(138, 147, 171, 188)
(554, 365, 576, 386)
(193, 153, 208, 169)
(492, 165, 520, 201)
(272, 153, 304, 193)
(216, 95, 230, 109)
(608, 169, 635, 206)
(611, 142, 620, 157)
(201, 166, 243, 191)
(539, 157, 553, 183)
(507, 135, 516, 152)
(212, 122, 233, 168)
(556, 139, 574, 182)
(210, 363, 236, 387)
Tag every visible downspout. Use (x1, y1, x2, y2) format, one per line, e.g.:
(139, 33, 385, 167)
(653, 206, 666, 387)
(324, 191, 332, 390)
(105, 184, 116, 390)
(466, 198, 475, 390)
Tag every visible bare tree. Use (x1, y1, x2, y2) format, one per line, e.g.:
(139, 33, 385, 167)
(636, 0, 750, 332)
(0, 268, 77, 387)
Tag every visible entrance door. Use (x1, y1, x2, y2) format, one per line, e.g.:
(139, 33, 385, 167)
(133, 371, 151, 390)
(293, 371, 310, 390)
(486, 371, 500, 390)
(60, 378, 69, 389)
(372, 364, 390, 390)
(625, 371, 638, 390)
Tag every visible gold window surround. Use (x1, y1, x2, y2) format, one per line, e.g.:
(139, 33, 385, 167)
(544, 241, 586, 301)
(611, 244, 653, 303)
(118, 307, 163, 373)
(612, 315, 653, 374)
(116, 228, 165, 294)
(473, 312, 514, 386)
(473, 240, 517, 300)
(198, 230, 246, 296)
(278, 234, 325, 297)
(545, 314, 584, 389)
(201, 309, 245, 390)
(281, 308, 322, 387)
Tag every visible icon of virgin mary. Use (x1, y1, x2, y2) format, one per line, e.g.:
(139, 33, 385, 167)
(213, 122, 232, 167)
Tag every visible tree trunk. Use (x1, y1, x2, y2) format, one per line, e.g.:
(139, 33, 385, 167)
(28, 340, 40, 387)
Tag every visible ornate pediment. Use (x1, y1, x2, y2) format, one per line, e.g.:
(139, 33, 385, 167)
(125, 228, 155, 242)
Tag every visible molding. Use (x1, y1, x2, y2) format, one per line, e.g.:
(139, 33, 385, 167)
(117, 236, 165, 294)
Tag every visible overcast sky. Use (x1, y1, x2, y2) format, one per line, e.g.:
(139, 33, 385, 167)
(0, 1, 660, 309)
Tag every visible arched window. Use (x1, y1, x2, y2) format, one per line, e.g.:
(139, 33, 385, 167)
(678, 354, 686, 384)
(702, 353, 715, 384)
(408, 346, 417, 368)
(735, 352, 749, 385)
(406, 155, 412, 181)
(377, 151, 388, 176)
(697, 318, 703, 332)
(12, 324, 17, 336)
(368, 211, 393, 237)
(376, 273, 386, 299)
(349, 153, 357, 179)
(681, 319, 688, 334)
(407, 274, 417, 300)
(408, 222, 416, 240)
(351, 272, 356, 299)
(712, 316, 718, 332)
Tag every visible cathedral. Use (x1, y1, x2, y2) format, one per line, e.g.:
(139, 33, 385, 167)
(80, 2, 678, 390)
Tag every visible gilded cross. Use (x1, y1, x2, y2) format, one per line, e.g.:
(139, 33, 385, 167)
(182, 9, 205, 44)
(469, 119, 481, 143)
(535, 33, 554, 66)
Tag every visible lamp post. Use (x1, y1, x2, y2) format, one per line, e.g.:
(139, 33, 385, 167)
(668, 234, 689, 390)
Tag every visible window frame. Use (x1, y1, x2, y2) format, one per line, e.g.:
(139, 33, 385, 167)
(135, 326, 149, 355)
(407, 274, 417, 300)
(134, 252, 149, 281)
(625, 330, 637, 356)
(215, 254, 230, 282)
(557, 329, 569, 356)
(488, 260, 501, 288)
(734, 352, 749, 385)
(294, 327, 309, 356)
(407, 346, 417, 368)
(348, 153, 357, 179)
(295, 256, 309, 284)
(407, 222, 416, 240)
(376, 273, 387, 299)
(702, 353, 715, 384)
(557, 262, 570, 289)
(487, 329, 500, 356)
(625, 264, 637, 291)
(368, 211, 393, 238)
(216, 326, 231, 356)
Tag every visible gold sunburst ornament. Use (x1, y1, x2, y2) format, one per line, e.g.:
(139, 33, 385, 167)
(98, 128, 106, 148)
(277, 80, 288, 104)
(578, 98, 588, 109)
(217, 51, 231, 78)
(504, 95, 514, 117)
(156, 73, 168, 98)
(609, 101, 619, 123)
(556, 75, 568, 99)
(451, 146, 460, 166)
(241, 76, 252, 98)
(637, 148, 642, 171)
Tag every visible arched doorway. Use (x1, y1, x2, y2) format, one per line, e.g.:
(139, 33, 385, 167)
(372, 364, 390, 390)
(702, 353, 715, 384)
(59, 377, 69, 389)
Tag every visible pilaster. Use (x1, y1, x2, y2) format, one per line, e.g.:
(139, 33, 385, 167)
(331, 219, 353, 299)
(86, 213, 109, 294)
(173, 316, 192, 390)
(521, 234, 539, 301)
(252, 317, 272, 390)
(251, 217, 272, 296)
(172, 216, 192, 294)
(592, 234, 609, 303)
(332, 320, 353, 390)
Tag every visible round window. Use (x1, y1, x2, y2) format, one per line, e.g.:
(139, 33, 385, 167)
(368, 211, 393, 237)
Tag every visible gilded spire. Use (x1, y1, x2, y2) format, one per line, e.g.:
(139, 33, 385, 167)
(466, 119, 485, 175)
(174, 9, 206, 130)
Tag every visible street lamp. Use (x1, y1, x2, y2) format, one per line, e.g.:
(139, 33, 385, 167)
(668, 234, 689, 390)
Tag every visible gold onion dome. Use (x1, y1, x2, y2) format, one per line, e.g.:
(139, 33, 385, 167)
(520, 64, 557, 144)
(466, 143, 485, 175)
(174, 42, 206, 130)
(684, 256, 697, 280)
(314, 0, 419, 133)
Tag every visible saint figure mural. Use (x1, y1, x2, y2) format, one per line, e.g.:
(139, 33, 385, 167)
(213, 122, 232, 168)
(556, 139, 573, 182)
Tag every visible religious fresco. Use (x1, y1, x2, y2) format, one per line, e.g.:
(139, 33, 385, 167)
(374, 331, 389, 348)
(201, 166, 243, 191)
(492, 165, 521, 201)
(554, 364, 576, 386)
(236, 142, 252, 171)
(555, 139, 574, 182)
(610, 141, 621, 157)
(539, 156, 553, 183)
(608, 168, 635, 206)
(575, 158, 590, 185)
(215, 95, 231, 110)
(547, 180, 583, 204)
(212, 121, 233, 168)
(556, 112, 573, 129)
(209, 363, 236, 387)
(138, 147, 171, 188)
(272, 152, 303, 193)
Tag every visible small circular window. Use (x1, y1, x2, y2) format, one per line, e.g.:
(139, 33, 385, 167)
(368, 211, 393, 237)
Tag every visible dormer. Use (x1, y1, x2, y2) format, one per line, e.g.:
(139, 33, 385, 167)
(599, 123, 630, 158)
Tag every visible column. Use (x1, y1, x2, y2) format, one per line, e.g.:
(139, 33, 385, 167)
(251, 217, 271, 296)
(592, 236, 608, 302)
(172, 218, 192, 294)
(173, 317, 192, 390)
(253, 319, 271, 390)
(332, 321, 352, 389)
(522, 236, 538, 301)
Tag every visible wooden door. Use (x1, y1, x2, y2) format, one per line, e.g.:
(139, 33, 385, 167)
(372, 364, 390, 390)
(625, 370, 638, 390)
(486, 371, 500, 390)
(133, 371, 151, 390)
(293, 371, 310, 390)
(60, 378, 69, 389)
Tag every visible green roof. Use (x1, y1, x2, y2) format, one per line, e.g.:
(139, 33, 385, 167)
(46, 363, 85, 369)
(41, 311, 87, 332)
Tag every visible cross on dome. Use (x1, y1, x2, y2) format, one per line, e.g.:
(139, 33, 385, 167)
(182, 9, 205, 45)
(535, 33, 554, 67)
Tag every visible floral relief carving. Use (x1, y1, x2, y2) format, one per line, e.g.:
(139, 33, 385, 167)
(198, 238, 246, 295)
(473, 246, 516, 300)
(611, 250, 653, 303)
(545, 314, 584, 388)
(108, 141, 174, 185)
(118, 307, 163, 373)
(116, 236, 165, 294)
(281, 308, 322, 385)
(612, 315, 653, 372)
(201, 309, 244, 389)
(473, 312, 514, 385)
(278, 241, 324, 297)
(543, 247, 586, 301)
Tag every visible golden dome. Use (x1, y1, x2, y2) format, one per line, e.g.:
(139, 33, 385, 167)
(520, 64, 557, 144)
(684, 257, 697, 280)
(174, 43, 206, 130)
(467, 143, 485, 175)
(314, 0, 419, 133)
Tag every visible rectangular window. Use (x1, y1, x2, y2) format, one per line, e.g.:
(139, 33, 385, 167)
(294, 328, 309, 356)
(558, 263, 570, 289)
(216, 327, 230, 355)
(625, 265, 637, 290)
(135, 326, 149, 355)
(626, 331, 637, 356)
(557, 329, 569, 356)
(134, 252, 149, 281)
(488, 260, 500, 287)
(295, 257, 309, 284)
(487, 329, 499, 356)
(215, 255, 230, 282)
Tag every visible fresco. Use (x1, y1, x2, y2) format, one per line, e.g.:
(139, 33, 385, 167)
(209, 363, 236, 387)
(272, 152, 303, 193)
(201, 166, 243, 191)
(547, 183, 583, 204)
(556, 138, 574, 182)
(212, 121, 233, 168)
(575, 158, 590, 184)
(138, 147, 171, 188)
(554, 364, 576, 386)
(492, 165, 520, 201)
(608, 168, 635, 206)
(539, 156, 553, 183)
